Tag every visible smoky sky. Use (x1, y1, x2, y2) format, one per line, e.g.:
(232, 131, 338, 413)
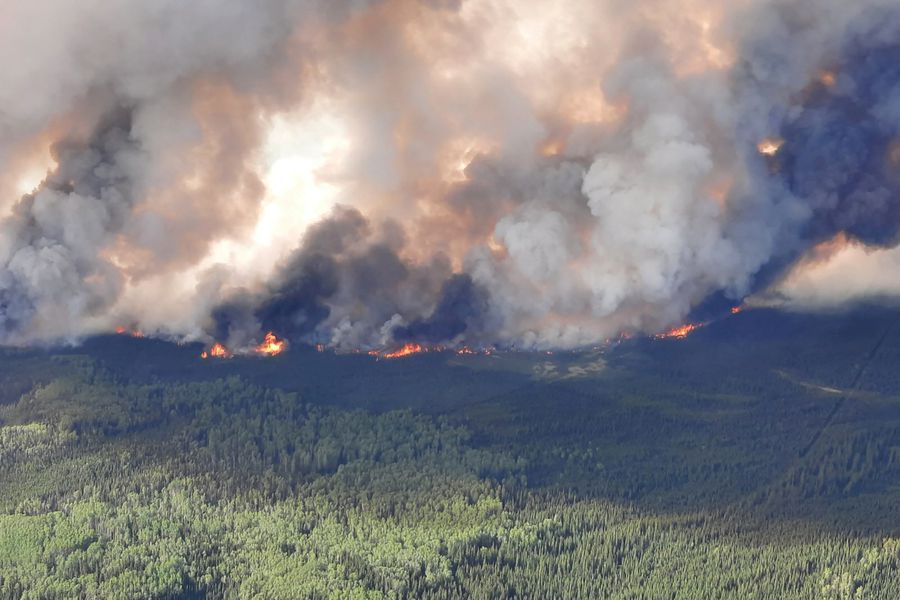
(0, 109, 139, 342)
(779, 44, 900, 246)
(4, 0, 900, 349)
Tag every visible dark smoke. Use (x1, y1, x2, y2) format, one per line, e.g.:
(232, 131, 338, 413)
(210, 207, 364, 347)
(10, 0, 900, 349)
(721, 5, 900, 311)
(0, 108, 139, 341)
(393, 274, 490, 344)
(213, 4, 900, 350)
(779, 44, 900, 246)
(210, 205, 478, 349)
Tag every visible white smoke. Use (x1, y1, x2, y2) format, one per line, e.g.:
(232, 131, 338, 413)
(3, 0, 900, 348)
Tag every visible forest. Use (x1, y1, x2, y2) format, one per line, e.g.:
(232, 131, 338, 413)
(0, 307, 899, 598)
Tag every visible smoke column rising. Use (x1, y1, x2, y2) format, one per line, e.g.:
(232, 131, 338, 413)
(3, 0, 900, 349)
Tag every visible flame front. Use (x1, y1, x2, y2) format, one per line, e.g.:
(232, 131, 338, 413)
(201, 342, 232, 359)
(379, 343, 426, 359)
(115, 326, 144, 338)
(656, 322, 704, 340)
(255, 332, 287, 356)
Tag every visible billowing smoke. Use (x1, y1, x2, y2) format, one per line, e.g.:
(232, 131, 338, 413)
(4, 0, 900, 350)
(210, 205, 463, 350)
(0, 109, 140, 340)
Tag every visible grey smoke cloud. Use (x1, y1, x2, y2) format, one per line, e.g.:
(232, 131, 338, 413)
(0, 0, 385, 342)
(0, 110, 140, 341)
(210, 205, 457, 350)
(4, 0, 900, 349)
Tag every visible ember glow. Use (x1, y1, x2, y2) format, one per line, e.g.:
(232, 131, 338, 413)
(115, 327, 144, 338)
(255, 332, 287, 356)
(819, 70, 837, 87)
(757, 138, 784, 157)
(455, 346, 495, 356)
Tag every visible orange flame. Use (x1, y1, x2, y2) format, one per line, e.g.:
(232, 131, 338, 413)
(379, 343, 426, 359)
(757, 137, 784, 157)
(255, 332, 287, 356)
(540, 138, 564, 157)
(115, 326, 144, 338)
(201, 342, 232, 359)
(731, 306, 743, 315)
(656, 322, 704, 340)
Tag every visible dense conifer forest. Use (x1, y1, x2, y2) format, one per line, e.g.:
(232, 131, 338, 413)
(1, 308, 899, 598)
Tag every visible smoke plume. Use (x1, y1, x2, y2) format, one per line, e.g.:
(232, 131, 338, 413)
(4, 0, 900, 349)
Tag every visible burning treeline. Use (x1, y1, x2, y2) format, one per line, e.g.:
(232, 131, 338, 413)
(201, 304, 741, 360)
(201, 332, 287, 359)
(200, 337, 496, 361)
(2, 0, 900, 352)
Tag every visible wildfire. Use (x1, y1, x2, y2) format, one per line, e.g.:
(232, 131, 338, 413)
(368, 343, 433, 359)
(731, 306, 743, 315)
(201, 342, 232, 359)
(540, 138, 564, 157)
(381, 343, 426, 359)
(370, 344, 493, 359)
(818, 70, 837, 87)
(757, 137, 784, 157)
(255, 332, 287, 356)
(656, 322, 704, 340)
(115, 326, 144, 338)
